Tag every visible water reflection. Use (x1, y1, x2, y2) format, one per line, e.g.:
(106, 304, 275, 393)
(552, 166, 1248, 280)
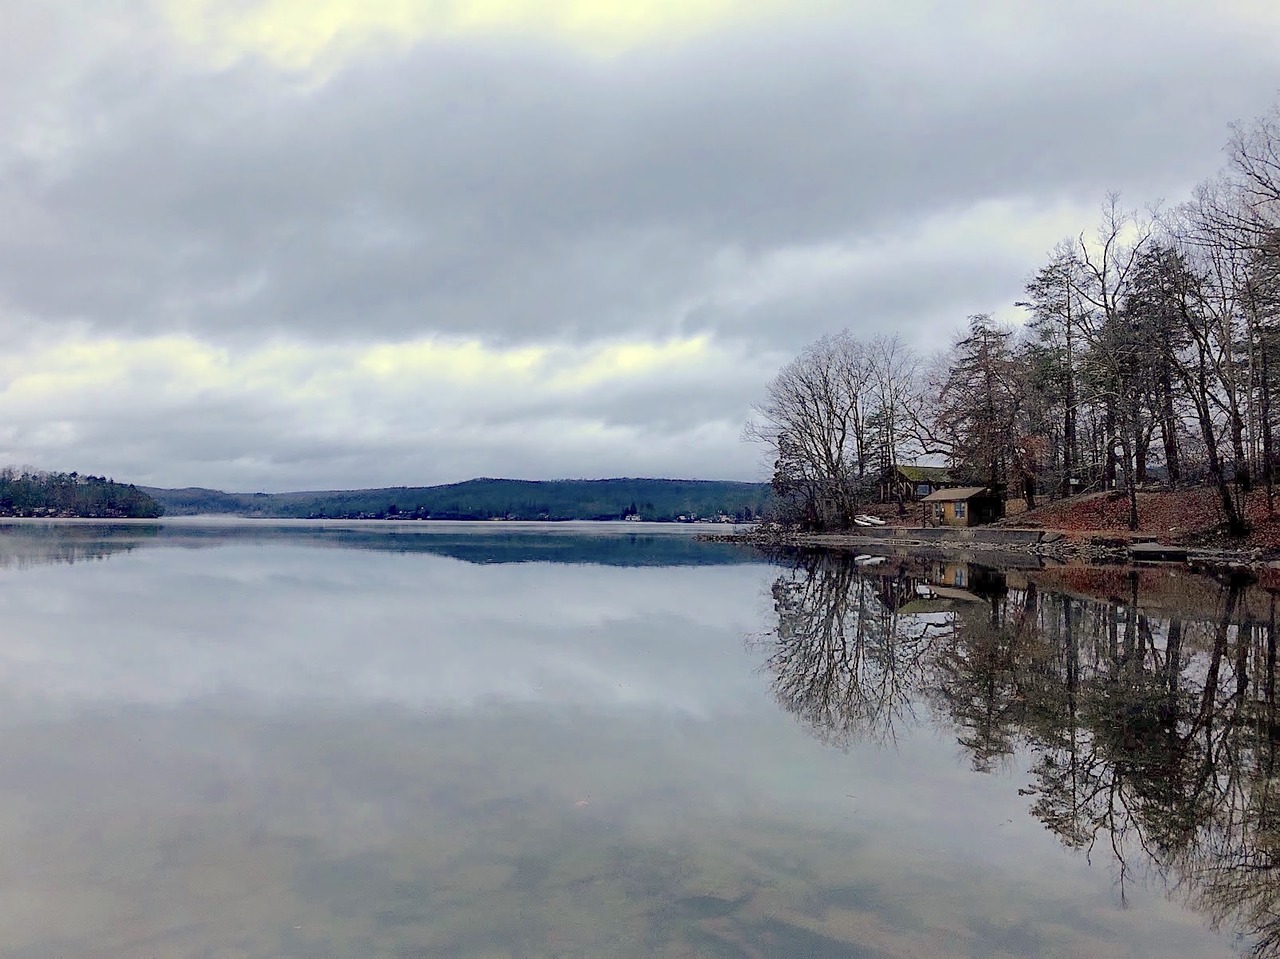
(0, 519, 760, 568)
(0, 527, 150, 568)
(0, 525, 1249, 957)
(761, 551, 1280, 956)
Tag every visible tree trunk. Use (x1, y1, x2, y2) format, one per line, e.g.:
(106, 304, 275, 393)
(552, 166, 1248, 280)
(1190, 361, 1249, 536)
(1231, 405, 1252, 493)
(1262, 333, 1275, 513)
(1104, 401, 1118, 490)
(1063, 311, 1077, 497)
(1118, 430, 1139, 531)
(1159, 366, 1181, 484)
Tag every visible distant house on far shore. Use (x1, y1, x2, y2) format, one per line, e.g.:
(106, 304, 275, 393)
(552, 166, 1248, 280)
(920, 486, 1004, 527)
(883, 464, 957, 502)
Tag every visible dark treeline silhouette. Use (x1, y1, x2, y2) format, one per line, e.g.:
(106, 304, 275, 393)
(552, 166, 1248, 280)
(757, 552, 1280, 956)
(0, 468, 162, 518)
(750, 100, 1280, 534)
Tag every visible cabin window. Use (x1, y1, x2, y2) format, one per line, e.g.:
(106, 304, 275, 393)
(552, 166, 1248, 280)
(954, 501, 967, 519)
(933, 503, 943, 518)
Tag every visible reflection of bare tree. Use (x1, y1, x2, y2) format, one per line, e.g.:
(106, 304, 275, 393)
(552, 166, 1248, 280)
(926, 580, 1038, 773)
(758, 555, 1280, 956)
(941, 572, 1280, 957)
(1161, 592, 1280, 957)
(758, 553, 950, 747)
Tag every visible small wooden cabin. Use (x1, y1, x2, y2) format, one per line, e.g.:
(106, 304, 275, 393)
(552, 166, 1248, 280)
(920, 486, 1003, 528)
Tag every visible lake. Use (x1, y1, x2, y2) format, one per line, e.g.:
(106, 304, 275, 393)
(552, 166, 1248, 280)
(0, 519, 1271, 958)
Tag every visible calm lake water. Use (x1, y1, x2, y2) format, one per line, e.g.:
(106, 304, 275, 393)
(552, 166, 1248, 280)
(0, 519, 1272, 957)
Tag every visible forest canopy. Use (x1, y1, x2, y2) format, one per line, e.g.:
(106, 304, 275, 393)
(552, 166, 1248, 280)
(0, 469, 164, 518)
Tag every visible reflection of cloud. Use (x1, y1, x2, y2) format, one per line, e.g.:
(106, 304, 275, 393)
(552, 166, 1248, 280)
(0, 539, 1243, 956)
(0, 541, 773, 714)
(2, 701, 1226, 959)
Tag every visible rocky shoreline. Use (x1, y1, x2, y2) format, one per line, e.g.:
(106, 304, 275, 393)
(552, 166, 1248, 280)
(707, 523, 1276, 570)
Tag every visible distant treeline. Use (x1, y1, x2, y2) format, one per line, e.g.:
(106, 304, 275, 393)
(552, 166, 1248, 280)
(143, 477, 773, 522)
(0, 469, 163, 518)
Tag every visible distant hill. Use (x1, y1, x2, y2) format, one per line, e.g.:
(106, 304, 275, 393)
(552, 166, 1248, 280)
(142, 478, 773, 522)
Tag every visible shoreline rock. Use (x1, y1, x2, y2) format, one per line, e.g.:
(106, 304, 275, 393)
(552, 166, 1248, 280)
(705, 523, 1272, 570)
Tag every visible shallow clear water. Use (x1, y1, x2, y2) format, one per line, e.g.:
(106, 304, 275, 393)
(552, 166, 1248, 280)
(0, 520, 1264, 957)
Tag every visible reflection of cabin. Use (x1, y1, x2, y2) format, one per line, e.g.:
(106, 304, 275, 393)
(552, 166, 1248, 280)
(921, 486, 1004, 527)
(931, 561, 972, 588)
(855, 558, 1009, 615)
(925, 561, 1005, 598)
(883, 465, 956, 502)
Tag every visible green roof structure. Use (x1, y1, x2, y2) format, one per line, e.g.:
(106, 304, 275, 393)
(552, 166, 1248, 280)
(896, 465, 953, 484)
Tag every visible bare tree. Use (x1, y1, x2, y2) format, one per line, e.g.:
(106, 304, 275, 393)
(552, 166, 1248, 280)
(748, 331, 930, 529)
(1070, 195, 1159, 528)
(1228, 103, 1280, 242)
(1167, 187, 1254, 535)
(745, 332, 872, 528)
(866, 335, 924, 512)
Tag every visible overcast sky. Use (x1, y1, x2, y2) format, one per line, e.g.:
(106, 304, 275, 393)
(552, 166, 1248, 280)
(1, 1, 1277, 491)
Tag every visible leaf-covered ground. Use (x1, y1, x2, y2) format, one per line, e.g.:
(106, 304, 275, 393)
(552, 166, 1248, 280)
(857, 484, 1280, 551)
(1002, 487, 1280, 551)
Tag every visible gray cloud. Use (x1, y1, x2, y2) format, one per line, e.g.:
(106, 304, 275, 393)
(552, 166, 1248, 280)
(9, 6, 1279, 345)
(0, 2, 1276, 487)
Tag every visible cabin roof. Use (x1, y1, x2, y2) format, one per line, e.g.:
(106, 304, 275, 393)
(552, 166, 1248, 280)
(897, 464, 953, 483)
(920, 486, 992, 502)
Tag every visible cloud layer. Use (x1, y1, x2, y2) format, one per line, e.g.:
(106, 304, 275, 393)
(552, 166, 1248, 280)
(1, 1, 1277, 489)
